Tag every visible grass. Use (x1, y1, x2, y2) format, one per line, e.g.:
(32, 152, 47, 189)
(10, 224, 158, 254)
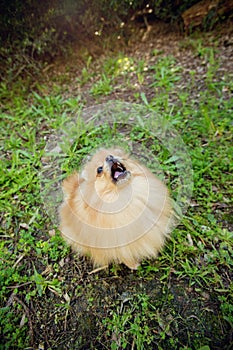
(0, 33, 233, 350)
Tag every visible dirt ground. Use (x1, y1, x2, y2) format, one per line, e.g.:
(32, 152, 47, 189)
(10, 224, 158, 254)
(47, 17, 233, 106)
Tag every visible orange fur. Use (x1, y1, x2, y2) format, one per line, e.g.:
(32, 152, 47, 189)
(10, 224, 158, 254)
(59, 148, 172, 269)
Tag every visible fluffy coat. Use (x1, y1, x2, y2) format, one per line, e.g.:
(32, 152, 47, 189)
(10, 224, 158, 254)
(59, 148, 172, 269)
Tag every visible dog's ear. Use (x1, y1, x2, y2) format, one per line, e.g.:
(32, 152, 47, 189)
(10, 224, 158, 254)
(62, 172, 79, 197)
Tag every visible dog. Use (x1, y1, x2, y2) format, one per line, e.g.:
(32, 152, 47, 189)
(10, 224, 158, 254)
(59, 148, 172, 269)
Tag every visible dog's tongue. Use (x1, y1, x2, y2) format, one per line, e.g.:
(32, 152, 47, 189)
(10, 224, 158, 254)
(114, 171, 122, 179)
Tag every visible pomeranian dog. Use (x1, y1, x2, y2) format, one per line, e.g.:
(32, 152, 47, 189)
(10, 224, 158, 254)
(59, 148, 172, 269)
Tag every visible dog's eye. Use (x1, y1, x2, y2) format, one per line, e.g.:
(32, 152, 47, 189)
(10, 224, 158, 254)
(97, 166, 103, 175)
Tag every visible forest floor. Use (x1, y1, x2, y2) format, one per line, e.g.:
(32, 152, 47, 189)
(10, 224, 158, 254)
(1, 18, 233, 350)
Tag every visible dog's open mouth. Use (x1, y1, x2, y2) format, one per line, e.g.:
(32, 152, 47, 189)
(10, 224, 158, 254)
(111, 161, 127, 182)
(106, 155, 130, 184)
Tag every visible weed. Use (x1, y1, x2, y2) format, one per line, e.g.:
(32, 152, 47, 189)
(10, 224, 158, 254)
(31, 266, 62, 298)
(150, 56, 181, 91)
(90, 74, 113, 96)
(103, 294, 155, 349)
(76, 56, 93, 86)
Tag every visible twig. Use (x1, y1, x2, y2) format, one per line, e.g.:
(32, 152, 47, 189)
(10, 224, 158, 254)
(141, 15, 152, 42)
(6, 294, 34, 344)
(13, 253, 26, 269)
(6, 281, 32, 289)
(88, 265, 108, 274)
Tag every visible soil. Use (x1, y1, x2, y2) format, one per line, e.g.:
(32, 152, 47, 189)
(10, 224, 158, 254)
(32, 18, 233, 349)
(46, 18, 233, 106)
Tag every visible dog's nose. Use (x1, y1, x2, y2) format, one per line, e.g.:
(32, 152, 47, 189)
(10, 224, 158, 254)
(105, 155, 114, 163)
